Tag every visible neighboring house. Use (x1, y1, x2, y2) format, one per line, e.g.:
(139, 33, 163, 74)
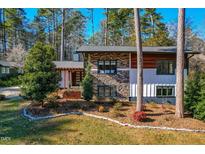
(0, 60, 19, 78)
(77, 46, 198, 103)
(53, 61, 84, 88)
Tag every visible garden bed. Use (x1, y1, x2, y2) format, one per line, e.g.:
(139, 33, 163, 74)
(87, 103, 205, 130)
(27, 100, 205, 130)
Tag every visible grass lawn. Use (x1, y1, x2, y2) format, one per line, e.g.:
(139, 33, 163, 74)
(1, 98, 205, 144)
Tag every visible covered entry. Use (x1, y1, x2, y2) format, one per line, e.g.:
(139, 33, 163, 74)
(53, 61, 84, 88)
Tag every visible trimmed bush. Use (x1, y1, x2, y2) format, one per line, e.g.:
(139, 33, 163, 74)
(130, 111, 147, 122)
(44, 94, 59, 109)
(98, 105, 105, 112)
(113, 102, 122, 111)
(81, 62, 93, 101)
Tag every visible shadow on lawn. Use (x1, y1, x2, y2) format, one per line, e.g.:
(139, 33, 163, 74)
(0, 99, 78, 144)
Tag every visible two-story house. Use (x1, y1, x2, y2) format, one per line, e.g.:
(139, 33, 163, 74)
(76, 46, 197, 103)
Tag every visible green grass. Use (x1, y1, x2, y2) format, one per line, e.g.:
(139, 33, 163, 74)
(1, 98, 205, 144)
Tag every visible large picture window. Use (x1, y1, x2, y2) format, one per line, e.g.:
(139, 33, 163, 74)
(156, 60, 175, 75)
(156, 86, 175, 97)
(97, 60, 117, 74)
(97, 85, 117, 97)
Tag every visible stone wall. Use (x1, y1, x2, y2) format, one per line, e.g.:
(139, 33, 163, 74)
(86, 52, 130, 100)
(88, 52, 129, 69)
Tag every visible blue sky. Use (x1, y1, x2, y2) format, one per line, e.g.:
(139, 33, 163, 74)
(24, 8, 205, 39)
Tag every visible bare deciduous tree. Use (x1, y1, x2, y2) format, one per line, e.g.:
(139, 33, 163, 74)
(7, 44, 27, 67)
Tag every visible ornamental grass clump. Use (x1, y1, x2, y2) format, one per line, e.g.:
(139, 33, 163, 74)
(98, 105, 105, 112)
(111, 102, 122, 117)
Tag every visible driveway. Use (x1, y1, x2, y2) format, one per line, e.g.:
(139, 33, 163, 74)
(0, 86, 21, 98)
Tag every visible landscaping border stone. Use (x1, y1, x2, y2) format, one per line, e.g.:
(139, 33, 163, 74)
(22, 107, 82, 121)
(22, 107, 205, 133)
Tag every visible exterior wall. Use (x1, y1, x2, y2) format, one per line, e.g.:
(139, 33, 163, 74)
(129, 68, 188, 103)
(88, 53, 130, 100)
(131, 53, 177, 68)
(85, 52, 188, 103)
(89, 52, 129, 69)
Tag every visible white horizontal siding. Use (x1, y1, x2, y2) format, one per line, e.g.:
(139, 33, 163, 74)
(129, 69, 187, 97)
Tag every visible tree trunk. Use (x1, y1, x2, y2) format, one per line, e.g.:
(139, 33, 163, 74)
(0, 9, 2, 52)
(60, 8, 65, 61)
(52, 8, 55, 46)
(175, 8, 185, 118)
(134, 8, 143, 112)
(2, 8, 6, 53)
(89, 9, 95, 45)
(104, 8, 109, 46)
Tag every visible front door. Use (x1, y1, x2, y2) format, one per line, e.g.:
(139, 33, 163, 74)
(72, 71, 83, 86)
(72, 72, 77, 86)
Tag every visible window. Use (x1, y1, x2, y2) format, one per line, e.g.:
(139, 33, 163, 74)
(97, 60, 117, 74)
(6, 67, 10, 74)
(156, 86, 175, 97)
(1, 67, 10, 74)
(97, 85, 117, 97)
(156, 60, 175, 75)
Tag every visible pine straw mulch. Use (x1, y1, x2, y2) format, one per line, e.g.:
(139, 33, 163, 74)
(27, 100, 205, 130)
(86, 103, 205, 131)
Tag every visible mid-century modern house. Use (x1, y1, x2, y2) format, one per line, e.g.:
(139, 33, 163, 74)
(56, 45, 197, 103)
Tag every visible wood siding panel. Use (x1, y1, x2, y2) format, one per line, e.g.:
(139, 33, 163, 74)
(131, 53, 176, 68)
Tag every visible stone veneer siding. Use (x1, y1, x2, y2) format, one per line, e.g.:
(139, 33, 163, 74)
(85, 52, 130, 100)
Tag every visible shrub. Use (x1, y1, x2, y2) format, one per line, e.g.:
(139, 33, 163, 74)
(113, 102, 122, 111)
(185, 71, 202, 114)
(194, 100, 205, 121)
(130, 111, 146, 122)
(0, 74, 22, 87)
(44, 95, 59, 108)
(81, 61, 93, 101)
(98, 105, 105, 112)
(21, 42, 60, 106)
(0, 94, 6, 100)
(111, 103, 123, 117)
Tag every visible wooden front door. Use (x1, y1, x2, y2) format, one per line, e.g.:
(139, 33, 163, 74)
(72, 72, 77, 86)
(72, 71, 83, 86)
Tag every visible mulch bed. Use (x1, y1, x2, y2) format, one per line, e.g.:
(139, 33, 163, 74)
(27, 99, 205, 130)
(87, 103, 205, 130)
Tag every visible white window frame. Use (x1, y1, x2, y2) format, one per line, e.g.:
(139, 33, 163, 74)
(156, 86, 175, 97)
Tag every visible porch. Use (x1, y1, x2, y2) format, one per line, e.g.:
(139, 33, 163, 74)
(53, 61, 84, 88)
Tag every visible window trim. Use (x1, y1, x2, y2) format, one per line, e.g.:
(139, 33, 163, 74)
(156, 60, 176, 75)
(97, 60, 117, 75)
(156, 86, 175, 98)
